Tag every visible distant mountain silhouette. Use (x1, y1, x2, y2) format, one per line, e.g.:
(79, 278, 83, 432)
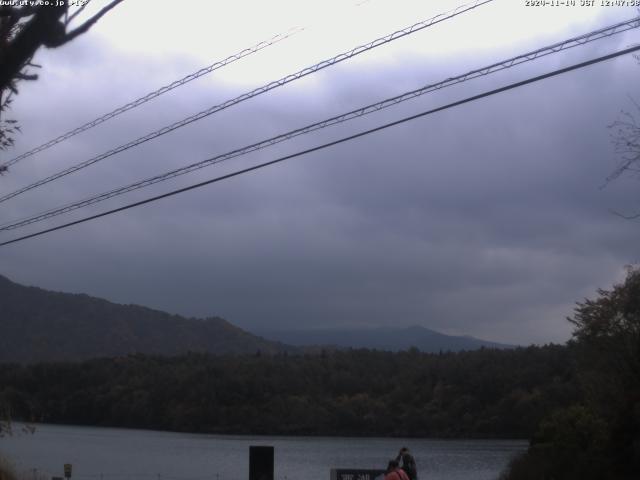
(0, 275, 291, 363)
(255, 325, 515, 352)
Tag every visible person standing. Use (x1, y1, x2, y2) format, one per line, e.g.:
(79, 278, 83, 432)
(395, 447, 417, 480)
(384, 460, 410, 480)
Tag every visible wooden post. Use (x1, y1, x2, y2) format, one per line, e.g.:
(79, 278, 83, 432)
(249, 445, 274, 480)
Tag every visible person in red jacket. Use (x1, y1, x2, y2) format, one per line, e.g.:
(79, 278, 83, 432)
(384, 460, 409, 480)
(395, 447, 418, 480)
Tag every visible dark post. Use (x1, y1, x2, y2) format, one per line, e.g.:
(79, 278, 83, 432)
(249, 446, 274, 480)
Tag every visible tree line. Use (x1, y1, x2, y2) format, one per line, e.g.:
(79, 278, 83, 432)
(0, 343, 578, 439)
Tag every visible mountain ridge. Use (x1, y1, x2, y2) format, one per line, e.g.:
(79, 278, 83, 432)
(0, 274, 513, 362)
(256, 325, 515, 352)
(0, 274, 291, 363)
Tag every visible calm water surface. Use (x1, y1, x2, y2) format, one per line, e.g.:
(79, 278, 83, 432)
(0, 424, 526, 480)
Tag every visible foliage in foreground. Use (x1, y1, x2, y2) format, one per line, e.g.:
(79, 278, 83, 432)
(0, 455, 16, 480)
(501, 267, 640, 479)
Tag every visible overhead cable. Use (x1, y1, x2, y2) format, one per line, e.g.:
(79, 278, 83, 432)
(1, 43, 638, 247)
(0, 26, 305, 169)
(0, 0, 493, 205)
(1, 0, 383, 168)
(2, 16, 638, 232)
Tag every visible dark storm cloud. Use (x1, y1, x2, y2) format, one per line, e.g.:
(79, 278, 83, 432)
(1, 13, 639, 345)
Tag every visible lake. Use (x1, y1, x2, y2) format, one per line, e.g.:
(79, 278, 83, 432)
(0, 424, 526, 480)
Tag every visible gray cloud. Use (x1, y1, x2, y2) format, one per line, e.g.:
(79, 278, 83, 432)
(1, 7, 639, 345)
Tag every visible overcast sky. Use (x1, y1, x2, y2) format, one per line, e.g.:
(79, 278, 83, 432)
(1, 0, 639, 344)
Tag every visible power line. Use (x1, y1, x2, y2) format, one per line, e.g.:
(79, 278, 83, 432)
(0, 0, 493, 205)
(2, 16, 637, 232)
(0, 26, 304, 169)
(1, 43, 638, 248)
(2, 0, 382, 170)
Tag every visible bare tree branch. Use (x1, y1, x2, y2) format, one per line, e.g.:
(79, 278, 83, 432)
(66, 0, 93, 26)
(15, 72, 38, 81)
(0, 5, 67, 91)
(57, 0, 124, 46)
(607, 101, 640, 184)
(0, 6, 39, 20)
(610, 208, 640, 220)
(0, 1, 126, 153)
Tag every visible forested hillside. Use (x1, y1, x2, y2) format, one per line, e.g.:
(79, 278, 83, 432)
(0, 345, 578, 438)
(0, 275, 290, 362)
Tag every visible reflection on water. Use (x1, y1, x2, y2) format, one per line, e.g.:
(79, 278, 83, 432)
(0, 424, 526, 480)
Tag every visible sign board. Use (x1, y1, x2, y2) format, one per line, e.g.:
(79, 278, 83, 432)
(63, 464, 72, 479)
(331, 469, 385, 480)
